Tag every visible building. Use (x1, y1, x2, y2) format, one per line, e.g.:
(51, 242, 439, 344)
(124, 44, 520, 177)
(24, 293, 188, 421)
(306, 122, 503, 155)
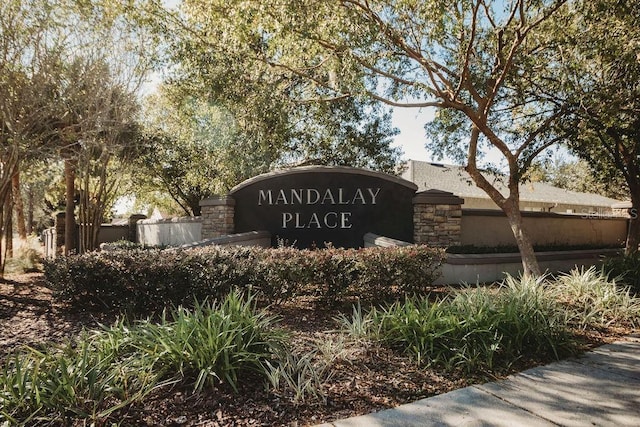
(402, 160, 623, 215)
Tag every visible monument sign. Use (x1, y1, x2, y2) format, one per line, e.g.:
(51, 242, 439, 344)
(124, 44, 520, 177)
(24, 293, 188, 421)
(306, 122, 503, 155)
(229, 166, 418, 248)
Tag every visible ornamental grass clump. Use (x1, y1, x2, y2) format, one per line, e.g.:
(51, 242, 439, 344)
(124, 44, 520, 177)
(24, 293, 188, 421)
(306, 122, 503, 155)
(551, 267, 640, 329)
(0, 336, 159, 424)
(602, 252, 640, 293)
(0, 293, 287, 424)
(342, 275, 576, 372)
(129, 293, 286, 392)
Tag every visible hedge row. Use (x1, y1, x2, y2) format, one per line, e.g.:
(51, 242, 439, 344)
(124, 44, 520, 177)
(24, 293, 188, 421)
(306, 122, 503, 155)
(43, 245, 445, 312)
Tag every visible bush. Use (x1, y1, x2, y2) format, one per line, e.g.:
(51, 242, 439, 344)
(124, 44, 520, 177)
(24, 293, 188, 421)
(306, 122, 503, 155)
(4, 236, 43, 274)
(44, 245, 445, 311)
(353, 246, 444, 300)
(44, 247, 257, 312)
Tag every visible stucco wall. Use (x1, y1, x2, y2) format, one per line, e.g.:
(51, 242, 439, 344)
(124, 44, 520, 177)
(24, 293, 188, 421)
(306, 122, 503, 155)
(436, 249, 620, 284)
(461, 197, 617, 214)
(137, 217, 202, 246)
(96, 225, 129, 245)
(461, 209, 627, 247)
(179, 231, 271, 249)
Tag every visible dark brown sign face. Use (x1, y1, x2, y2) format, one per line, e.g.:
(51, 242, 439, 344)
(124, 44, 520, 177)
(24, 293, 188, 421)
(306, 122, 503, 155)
(229, 166, 418, 248)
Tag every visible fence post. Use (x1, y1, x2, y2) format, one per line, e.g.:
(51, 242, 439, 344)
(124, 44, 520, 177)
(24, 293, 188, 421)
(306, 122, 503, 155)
(53, 212, 65, 257)
(413, 190, 464, 247)
(128, 214, 147, 243)
(199, 196, 235, 239)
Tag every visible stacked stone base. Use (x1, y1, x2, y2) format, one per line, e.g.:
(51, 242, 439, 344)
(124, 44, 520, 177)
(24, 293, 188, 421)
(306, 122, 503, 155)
(413, 190, 463, 247)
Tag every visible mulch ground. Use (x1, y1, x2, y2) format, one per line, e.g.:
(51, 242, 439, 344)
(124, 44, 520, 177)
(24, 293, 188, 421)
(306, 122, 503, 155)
(0, 273, 631, 426)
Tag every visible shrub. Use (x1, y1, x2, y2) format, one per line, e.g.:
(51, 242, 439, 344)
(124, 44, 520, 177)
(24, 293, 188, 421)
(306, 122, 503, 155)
(44, 245, 445, 311)
(360, 245, 445, 296)
(44, 247, 254, 312)
(4, 237, 43, 274)
(312, 248, 360, 303)
(253, 247, 315, 303)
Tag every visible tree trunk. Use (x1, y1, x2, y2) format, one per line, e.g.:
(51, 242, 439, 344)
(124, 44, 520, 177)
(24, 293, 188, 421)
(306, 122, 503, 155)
(503, 200, 541, 277)
(625, 190, 640, 255)
(464, 145, 542, 278)
(26, 185, 33, 235)
(626, 216, 640, 255)
(4, 190, 12, 259)
(0, 206, 3, 276)
(11, 171, 27, 239)
(64, 159, 77, 255)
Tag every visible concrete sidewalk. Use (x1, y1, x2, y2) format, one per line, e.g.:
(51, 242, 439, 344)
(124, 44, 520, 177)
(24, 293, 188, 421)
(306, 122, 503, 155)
(317, 335, 640, 427)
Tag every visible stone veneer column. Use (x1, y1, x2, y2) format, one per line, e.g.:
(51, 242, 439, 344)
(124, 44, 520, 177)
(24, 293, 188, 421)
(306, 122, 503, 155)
(199, 196, 235, 239)
(413, 190, 464, 247)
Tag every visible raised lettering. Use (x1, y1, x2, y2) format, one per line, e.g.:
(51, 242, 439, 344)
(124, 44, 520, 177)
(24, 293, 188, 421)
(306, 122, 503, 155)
(368, 188, 381, 204)
(290, 189, 303, 204)
(258, 189, 272, 206)
(341, 212, 353, 228)
(352, 188, 366, 204)
(338, 188, 350, 205)
(295, 213, 305, 228)
(324, 212, 338, 229)
(275, 189, 288, 205)
(307, 189, 320, 204)
(282, 212, 293, 228)
(308, 212, 321, 228)
(322, 188, 336, 205)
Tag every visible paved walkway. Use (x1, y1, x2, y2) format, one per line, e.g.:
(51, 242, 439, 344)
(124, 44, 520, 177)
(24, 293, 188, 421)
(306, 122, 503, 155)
(317, 334, 640, 427)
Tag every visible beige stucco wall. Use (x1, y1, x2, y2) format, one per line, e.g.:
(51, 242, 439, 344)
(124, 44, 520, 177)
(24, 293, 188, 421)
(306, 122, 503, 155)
(461, 197, 617, 214)
(460, 210, 627, 247)
(96, 225, 129, 245)
(436, 249, 620, 284)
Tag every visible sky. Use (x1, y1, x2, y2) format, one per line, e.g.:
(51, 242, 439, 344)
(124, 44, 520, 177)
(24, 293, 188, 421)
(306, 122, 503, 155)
(390, 107, 437, 162)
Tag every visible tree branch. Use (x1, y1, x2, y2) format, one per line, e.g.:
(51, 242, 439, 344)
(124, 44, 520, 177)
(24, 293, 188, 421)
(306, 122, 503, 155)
(465, 125, 507, 207)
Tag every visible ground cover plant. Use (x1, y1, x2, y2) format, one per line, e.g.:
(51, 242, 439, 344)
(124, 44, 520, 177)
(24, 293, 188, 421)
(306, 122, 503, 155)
(1, 255, 639, 426)
(0, 293, 289, 423)
(348, 276, 575, 371)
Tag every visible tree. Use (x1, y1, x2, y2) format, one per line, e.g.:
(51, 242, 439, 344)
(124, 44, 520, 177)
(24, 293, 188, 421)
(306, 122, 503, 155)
(0, 0, 70, 268)
(149, 0, 570, 276)
(22, 159, 64, 235)
(136, 86, 236, 216)
(69, 61, 141, 252)
(549, 0, 640, 254)
(45, 1, 153, 253)
(141, 0, 402, 178)
(526, 155, 625, 200)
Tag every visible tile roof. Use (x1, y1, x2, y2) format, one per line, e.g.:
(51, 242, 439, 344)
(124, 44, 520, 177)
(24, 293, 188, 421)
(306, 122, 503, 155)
(403, 160, 622, 208)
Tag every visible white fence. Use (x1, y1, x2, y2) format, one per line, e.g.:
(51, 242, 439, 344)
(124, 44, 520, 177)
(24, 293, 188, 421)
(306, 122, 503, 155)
(136, 217, 202, 247)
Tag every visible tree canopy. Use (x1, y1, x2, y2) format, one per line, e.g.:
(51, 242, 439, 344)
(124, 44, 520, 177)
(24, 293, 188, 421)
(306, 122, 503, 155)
(0, 0, 152, 259)
(142, 0, 403, 171)
(147, 0, 571, 276)
(547, 0, 640, 253)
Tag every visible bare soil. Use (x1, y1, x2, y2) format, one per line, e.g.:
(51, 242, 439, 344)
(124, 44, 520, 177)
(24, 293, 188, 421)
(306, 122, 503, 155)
(0, 273, 631, 426)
